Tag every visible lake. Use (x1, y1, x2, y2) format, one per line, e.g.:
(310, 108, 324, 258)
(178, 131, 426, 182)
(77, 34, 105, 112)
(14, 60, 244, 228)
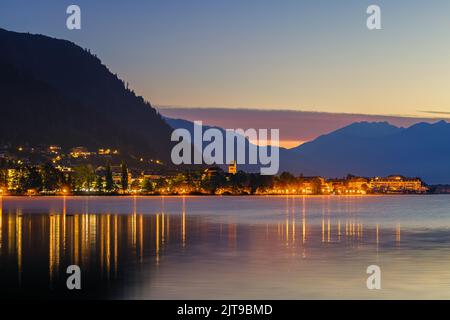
(0, 195, 450, 299)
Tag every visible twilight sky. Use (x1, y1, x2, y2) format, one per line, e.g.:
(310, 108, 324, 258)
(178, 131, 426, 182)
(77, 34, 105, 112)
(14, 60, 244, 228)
(2, 0, 450, 146)
(159, 107, 447, 148)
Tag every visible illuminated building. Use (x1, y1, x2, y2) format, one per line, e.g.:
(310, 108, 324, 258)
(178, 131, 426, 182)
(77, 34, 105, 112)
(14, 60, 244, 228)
(98, 148, 111, 155)
(48, 145, 61, 154)
(318, 177, 333, 194)
(110, 166, 132, 187)
(228, 160, 237, 174)
(203, 166, 222, 178)
(369, 175, 426, 193)
(98, 148, 119, 156)
(69, 146, 91, 158)
(330, 180, 346, 194)
(347, 177, 369, 189)
(298, 182, 314, 194)
(7, 169, 19, 191)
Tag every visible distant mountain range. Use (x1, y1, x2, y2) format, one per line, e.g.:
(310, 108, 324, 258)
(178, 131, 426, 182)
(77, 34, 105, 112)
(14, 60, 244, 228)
(0, 28, 173, 162)
(164, 116, 280, 172)
(2, 28, 450, 183)
(166, 117, 450, 184)
(283, 120, 450, 184)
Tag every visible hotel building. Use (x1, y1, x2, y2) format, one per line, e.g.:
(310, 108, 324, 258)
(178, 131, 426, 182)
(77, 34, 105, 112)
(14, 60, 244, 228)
(369, 175, 426, 193)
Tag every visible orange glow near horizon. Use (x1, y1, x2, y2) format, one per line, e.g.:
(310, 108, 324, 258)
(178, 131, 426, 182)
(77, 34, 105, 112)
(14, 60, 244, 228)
(280, 140, 305, 149)
(249, 139, 305, 149)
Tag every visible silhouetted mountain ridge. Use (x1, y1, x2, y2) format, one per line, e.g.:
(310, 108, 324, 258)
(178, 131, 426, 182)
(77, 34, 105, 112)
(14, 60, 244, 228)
(283, 120, 450, 184)
(166, 117, 450, 183)
(0, 28, 173, 161)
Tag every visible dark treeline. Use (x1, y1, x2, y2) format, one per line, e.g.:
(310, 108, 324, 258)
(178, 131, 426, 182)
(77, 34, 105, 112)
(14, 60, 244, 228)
(1, 160, 429, 196)
(0, 159, 126, 194)
(0, 159, 324, 196)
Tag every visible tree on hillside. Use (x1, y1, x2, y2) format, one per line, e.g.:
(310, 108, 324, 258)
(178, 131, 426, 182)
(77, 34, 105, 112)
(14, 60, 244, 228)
(121, 161, 128, 192)
(73, 165, 95, 191)
(41, 162, 62, 191)
(96, 175, 104, 192)
(18, 166, 43, 193)
(0, 158, 7, 189)
(201, 172, 226, 195)
(230, 171, 249, 194)
(249, 173, 274, 194)
(105, 163, 114, 192)
(279, 172, 296, 185)
(141, 178, 154, 193)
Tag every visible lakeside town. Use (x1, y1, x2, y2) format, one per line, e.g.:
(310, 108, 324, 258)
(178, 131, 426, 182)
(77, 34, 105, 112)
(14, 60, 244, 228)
(0, 144, 442, 196)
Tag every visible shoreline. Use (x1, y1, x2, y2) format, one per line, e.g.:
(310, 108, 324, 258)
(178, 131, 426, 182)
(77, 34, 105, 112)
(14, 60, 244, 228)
(0, 193, 443, 198)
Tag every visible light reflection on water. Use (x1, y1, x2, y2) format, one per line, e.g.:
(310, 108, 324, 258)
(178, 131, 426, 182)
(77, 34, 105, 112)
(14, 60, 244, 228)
(1, 195, 450, 299)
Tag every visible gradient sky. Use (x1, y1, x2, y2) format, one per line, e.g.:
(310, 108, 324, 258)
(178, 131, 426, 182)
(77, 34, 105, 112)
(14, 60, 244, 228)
(2, 0, 450, 146)
(160, 107, 448, 148)
(2, 0, 450, 115)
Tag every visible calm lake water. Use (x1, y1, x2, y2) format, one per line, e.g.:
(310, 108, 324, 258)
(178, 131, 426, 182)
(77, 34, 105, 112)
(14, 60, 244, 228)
(1, 195, 450, 299)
